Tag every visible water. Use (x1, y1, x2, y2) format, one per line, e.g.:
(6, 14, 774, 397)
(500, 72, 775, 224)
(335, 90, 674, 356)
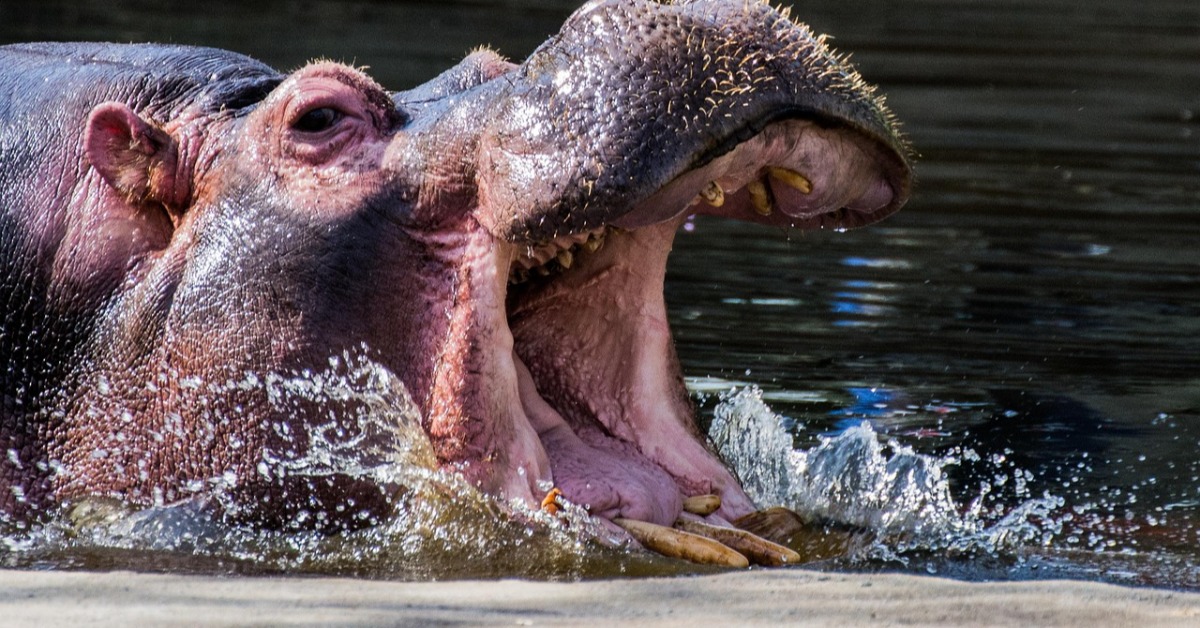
(2, 0, 1198, 589)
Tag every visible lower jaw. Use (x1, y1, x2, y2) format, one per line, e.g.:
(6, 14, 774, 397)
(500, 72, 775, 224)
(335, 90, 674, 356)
(504, 219, 754, 523)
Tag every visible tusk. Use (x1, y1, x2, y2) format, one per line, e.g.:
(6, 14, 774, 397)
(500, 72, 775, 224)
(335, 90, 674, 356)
(747, 179, 773, 216)
(682, 494, 722, 516)
(700, 180, 725, 207)
(614, 518, 749, 568)
(767, 166, 813, 194)
(674, 519, 802, 567)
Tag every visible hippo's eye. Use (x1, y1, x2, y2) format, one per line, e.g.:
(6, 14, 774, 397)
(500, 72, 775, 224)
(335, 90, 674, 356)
(292, 107, 342, 133)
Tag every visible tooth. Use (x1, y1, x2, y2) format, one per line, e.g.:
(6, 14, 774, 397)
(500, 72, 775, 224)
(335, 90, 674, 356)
(767, 166, 812, 194)
(674, 519, 802, 567)
(614, 518, 749, 568)
(700, 181, 725, 207)
(584, 234, 604, 253)
(535, 266, 551, 277)
(556, 249, 573, 269)
(682, 494, 721, 516)
(747, 179, 773, 216)
(509, 269, 529, 285)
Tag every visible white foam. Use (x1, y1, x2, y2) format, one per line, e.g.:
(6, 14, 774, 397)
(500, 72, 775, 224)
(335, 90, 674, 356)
(709, 386, 1064, 558)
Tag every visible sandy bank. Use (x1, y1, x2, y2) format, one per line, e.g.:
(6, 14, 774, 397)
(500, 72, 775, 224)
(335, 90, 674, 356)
(1, 568, 1198, 626)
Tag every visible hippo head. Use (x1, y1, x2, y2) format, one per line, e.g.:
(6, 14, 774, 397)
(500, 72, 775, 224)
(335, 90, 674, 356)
(1, 0, 909, 547)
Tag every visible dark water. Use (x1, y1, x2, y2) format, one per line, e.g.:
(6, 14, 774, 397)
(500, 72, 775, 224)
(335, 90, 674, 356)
(3, 0, 1198, 589)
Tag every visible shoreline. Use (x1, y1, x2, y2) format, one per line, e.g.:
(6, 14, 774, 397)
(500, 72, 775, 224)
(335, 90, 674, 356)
(2, 567, 1197, 626)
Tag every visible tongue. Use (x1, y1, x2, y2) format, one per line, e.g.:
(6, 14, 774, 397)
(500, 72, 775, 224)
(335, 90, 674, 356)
(513, 353, 683, 526)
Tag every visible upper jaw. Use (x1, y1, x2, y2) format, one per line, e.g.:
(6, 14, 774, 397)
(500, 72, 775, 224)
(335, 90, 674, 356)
(499, 114, 908, 283)
(614, 117, 909, 233)
(460, 0, 910, 245)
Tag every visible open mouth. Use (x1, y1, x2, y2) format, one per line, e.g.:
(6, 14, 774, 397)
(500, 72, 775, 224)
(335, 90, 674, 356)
(407, 0, 912, 564)
(496, 117, 907, 534)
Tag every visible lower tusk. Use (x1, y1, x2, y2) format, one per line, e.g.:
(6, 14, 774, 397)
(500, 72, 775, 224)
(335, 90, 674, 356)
(682, 494, 722, 516)
(614, 518, 749, 568)
(674, 519, 802, 567)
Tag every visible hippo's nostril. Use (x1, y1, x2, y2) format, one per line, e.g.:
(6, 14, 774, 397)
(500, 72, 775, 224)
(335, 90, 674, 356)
(389, 104, 411, 130)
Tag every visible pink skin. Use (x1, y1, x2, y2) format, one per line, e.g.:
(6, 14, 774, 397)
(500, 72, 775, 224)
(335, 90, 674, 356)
(509, 220, 757, 524)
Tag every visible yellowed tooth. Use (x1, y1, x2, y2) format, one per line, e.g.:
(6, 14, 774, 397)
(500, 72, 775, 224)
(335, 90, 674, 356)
(747, 179, 773, 216)
(584, 233, 604, 253)
(614, 518, 749, 568)
(556, 249, 574, 269)
(767, 166, 813, 194)
(682, 494, 722, 516)
(700, 180, 725, 207)
(674, 519, 803, 567)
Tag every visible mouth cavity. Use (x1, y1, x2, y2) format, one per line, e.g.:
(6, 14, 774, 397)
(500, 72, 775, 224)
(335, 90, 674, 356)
(494, 118, 905, 539)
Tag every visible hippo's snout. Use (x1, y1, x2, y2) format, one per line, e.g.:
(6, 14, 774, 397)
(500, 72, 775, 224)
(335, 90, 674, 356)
(389, 0, 913, 544)
(445, 0, 910, 243)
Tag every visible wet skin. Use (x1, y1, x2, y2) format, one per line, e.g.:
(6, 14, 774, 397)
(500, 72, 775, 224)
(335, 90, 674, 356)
(0, 0, 909, 556)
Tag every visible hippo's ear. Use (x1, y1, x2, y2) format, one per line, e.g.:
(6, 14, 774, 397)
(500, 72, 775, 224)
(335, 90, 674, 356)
(85, 103, 189, 215)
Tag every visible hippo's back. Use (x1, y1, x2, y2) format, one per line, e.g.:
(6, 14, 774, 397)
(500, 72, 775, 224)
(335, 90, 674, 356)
(0, 42, 281, 116)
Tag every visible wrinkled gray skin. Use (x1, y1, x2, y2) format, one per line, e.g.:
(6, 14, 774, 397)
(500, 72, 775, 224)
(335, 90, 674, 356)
(0, 0, 909, 533)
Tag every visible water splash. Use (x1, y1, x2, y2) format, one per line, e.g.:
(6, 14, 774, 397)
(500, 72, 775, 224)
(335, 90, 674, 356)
(709, 386, 1063, 560)
(1, 351, 681, 580)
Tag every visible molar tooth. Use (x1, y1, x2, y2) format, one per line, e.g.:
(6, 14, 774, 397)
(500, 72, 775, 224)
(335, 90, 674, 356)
(556, 249, 574, 269)
(535, 266, 551, 277)
(747, 179, 773, 216)
(700, 180, 725, 207)
(767, 166, 812, 194)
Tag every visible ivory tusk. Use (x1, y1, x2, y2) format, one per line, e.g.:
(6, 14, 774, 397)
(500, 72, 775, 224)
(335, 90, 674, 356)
(614, 518, 749, 568)
(674, 518, 802, 567)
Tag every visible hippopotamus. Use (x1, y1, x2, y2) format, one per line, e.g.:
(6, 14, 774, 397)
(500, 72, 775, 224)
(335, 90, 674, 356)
(0, 0, 909, 562)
